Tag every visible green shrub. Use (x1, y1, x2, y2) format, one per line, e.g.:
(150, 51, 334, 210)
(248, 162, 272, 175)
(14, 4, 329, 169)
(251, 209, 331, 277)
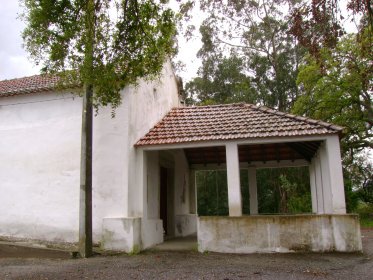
(356, 202, 373, 228)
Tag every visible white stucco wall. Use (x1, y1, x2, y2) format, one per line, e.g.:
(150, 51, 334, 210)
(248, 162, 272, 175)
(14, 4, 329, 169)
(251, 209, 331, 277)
(0, 61, 181, 247)
(124, 62, 181, 218)
(99, 62, 181, 251)
(0, 91, 82, 243)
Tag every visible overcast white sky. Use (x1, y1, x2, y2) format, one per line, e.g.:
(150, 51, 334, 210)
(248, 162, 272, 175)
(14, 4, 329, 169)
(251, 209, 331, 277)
(0, 1, 42, 80)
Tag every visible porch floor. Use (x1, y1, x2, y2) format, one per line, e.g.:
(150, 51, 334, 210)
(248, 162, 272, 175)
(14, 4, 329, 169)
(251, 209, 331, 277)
(151, 235, 197, 251)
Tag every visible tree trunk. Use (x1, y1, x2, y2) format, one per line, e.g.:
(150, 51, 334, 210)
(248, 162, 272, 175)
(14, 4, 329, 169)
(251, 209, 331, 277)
(79, 83, 93, 258)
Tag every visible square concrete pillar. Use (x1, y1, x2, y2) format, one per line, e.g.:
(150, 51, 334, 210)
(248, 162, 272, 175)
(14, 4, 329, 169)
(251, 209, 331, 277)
(128, 149, 147, 218)
(189, 169, 197, 214)
(314, 153, 325, 213)
(309, 161, 318, 213)
(225, 143, 242, 216)
(324, 136, 346, 214)
(316, 136, 346, 214)
(319, 143, 333, 213)
(248, 167, 258, 215)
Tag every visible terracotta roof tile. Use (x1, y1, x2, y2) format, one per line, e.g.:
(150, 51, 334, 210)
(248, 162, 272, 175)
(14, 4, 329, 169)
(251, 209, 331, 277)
(136, 103, 343, 146)
(0, 74, 77, 97)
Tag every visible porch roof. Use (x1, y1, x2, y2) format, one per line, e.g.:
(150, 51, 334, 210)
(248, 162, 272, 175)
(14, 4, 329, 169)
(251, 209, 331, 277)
(135, 103, 343, 147)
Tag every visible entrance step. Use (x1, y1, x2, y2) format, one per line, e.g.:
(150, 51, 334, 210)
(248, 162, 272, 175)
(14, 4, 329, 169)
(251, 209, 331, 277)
(151, 235, 197, 251)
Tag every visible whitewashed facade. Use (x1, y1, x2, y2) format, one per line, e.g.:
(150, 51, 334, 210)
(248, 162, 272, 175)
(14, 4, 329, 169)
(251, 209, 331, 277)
(0, 62, 196, 251)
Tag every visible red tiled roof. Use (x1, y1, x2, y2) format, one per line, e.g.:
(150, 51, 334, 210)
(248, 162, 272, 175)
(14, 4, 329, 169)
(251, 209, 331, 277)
(0, 74, 76, 97)
(135, 103, 343, 146)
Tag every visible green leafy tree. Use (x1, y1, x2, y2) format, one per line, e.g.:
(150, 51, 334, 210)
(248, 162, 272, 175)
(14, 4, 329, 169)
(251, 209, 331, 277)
(293, 29, 372, 212)
(257, 167, 311, 214)
(346, 155, 373, 205)
(22, 0, 176, 257)
(196, 170, 229, 216)
(293, 30, 373, 159)
(185, 0, 304, 111)
(289, 0, 373, 212)
(185, 55, 255, 105)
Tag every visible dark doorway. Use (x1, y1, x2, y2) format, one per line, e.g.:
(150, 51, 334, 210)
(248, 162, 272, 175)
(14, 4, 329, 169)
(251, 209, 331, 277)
(160, 167, 168, 235)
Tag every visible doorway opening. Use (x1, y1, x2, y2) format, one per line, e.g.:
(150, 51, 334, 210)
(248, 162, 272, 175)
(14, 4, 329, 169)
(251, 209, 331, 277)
(160, 166, 168, 235)
(159, 165, 175, 238)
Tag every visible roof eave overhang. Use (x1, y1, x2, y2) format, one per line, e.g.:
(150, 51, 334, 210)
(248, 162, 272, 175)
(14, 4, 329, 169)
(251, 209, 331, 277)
(0, 85, 82, 99)
(135, 133, 340, 151)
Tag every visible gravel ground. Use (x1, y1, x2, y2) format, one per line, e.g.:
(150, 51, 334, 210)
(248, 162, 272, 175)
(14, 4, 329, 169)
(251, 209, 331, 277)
(0, 229, 372, 280)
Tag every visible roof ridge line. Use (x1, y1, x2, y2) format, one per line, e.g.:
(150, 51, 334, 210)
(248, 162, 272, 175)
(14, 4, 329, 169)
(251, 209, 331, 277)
(0, 73, 55, 83)
(182, 103, 245, 109)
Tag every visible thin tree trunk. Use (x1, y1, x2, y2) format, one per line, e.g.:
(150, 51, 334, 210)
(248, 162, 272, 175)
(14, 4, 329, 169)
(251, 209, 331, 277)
(79, 83, 93, 258)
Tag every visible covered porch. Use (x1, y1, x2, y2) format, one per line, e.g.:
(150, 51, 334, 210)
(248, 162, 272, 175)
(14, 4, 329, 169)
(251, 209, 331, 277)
(136, 103, 362, 253)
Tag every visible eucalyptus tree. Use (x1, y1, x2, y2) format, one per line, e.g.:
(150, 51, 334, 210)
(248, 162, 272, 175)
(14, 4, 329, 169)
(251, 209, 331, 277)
(185, 55, 255, 105)
(22, 0, 176, 257)
(184, 0, 304, 111)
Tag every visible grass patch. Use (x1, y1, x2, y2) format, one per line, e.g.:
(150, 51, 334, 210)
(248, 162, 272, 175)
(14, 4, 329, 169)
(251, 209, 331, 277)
(360, 217, 373, 228)
(356, 202, 373, 229)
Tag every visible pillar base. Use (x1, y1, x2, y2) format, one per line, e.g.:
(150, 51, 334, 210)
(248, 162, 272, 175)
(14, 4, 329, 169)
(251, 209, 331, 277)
(175, 214, 197, 237)
(141, 219, 163, 249)
(102, 217, 141, 253)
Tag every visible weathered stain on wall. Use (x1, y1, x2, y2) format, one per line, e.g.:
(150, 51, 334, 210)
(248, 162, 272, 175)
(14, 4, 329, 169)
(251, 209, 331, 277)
(198, 214, 362, 253)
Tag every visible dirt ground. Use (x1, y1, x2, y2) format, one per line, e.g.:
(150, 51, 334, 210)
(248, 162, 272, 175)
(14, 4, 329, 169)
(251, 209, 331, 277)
(0, 229, 372, 280)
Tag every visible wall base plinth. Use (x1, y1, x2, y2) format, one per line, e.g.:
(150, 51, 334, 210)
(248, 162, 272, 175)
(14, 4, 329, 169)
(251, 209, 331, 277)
(102, 217, 141, 253)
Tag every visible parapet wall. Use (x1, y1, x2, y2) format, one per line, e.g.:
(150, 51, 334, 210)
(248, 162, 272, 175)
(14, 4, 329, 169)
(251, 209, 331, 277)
(198, 214, 362, 253)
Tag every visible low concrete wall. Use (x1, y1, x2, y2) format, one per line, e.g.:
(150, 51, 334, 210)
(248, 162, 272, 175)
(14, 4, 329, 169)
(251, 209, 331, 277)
(198, 215, 362, 253)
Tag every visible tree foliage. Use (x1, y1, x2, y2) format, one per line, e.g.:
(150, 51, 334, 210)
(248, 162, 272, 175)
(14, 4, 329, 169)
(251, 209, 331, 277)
(287, 1, 373, 210)
(22, 0, 176, 108)
(185, 55, 254, 105)
(184, 0, 304, 111)
(293, 29, 373, 158)
(345, 154, 373, 204)
(289, 0, 373, 61)
(196, 167, 312, 216)
(257, 167, 311, 214)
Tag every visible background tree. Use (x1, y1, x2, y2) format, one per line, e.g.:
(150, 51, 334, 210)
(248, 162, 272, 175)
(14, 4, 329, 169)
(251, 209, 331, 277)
(293, 30, 372, 161)
(290, 0, 372, 62)
(286, 0, 373, 214)
(22, 0, 176, 257)
(184, 0, 304, 111)
(196, 167, 312, 216)
(292, 26, 372, 213)
(185, 54, 255, 104)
